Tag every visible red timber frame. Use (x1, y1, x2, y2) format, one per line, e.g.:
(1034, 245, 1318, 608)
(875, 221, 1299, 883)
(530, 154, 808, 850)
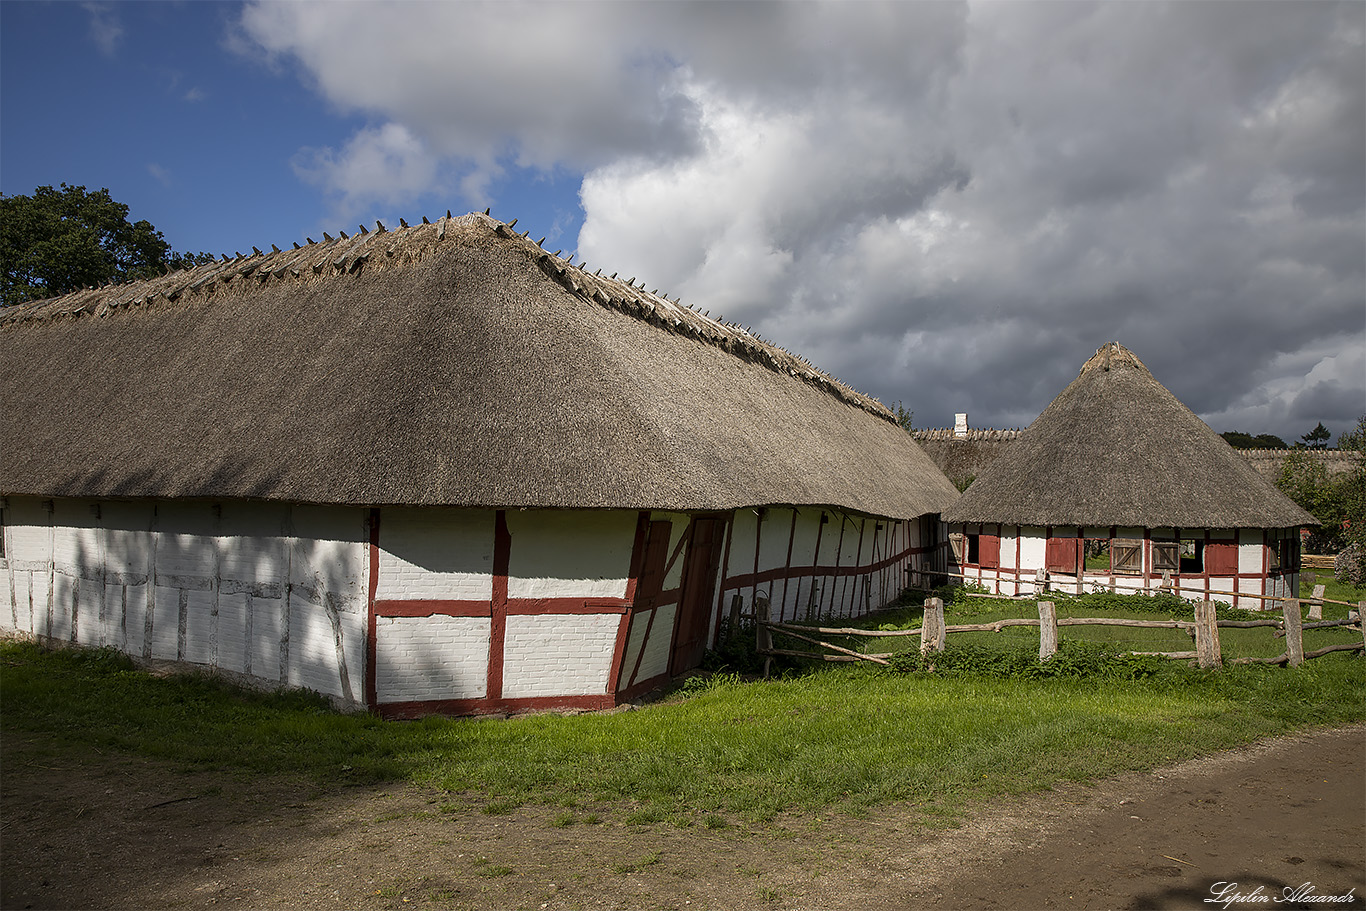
(950, 523, 1298, 608)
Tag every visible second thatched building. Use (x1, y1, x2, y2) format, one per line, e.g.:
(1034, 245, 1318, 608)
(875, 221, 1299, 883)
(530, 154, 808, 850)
(943, 343, 1315, 608)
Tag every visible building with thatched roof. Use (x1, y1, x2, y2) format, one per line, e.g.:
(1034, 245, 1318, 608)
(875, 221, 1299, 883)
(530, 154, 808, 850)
(942, 342, 1315, 609)
(0, 213, 957, 716)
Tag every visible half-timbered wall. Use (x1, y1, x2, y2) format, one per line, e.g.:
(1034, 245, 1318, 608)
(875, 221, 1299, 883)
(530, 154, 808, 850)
(1, 497, 942, 717)
(0, 496, 368, 703)
(948, 522, 1301, 609)
(714, 508, 938, 625)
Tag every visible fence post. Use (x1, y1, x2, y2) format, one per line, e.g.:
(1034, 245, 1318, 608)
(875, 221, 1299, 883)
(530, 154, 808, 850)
(921, 597, 945, 655)
(1038, 600, 1057, 660)
(1307, 584, 1325, 622)
(755, 592, 773, 678)
(1033, 569, 1045, 598)
(1282, 598, 1304, 667)
(1358, 602, 1365, 654)
(728, 593, 743, 640)
(1194, 600, 1221, 669)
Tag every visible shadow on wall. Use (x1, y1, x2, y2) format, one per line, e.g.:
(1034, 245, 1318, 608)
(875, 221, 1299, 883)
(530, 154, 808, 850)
(11, 498, 366, 709)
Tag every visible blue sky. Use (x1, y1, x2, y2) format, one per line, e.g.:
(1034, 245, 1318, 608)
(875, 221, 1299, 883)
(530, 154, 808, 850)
(3, 2, 1363, 442)
(0, 1, 585, 256)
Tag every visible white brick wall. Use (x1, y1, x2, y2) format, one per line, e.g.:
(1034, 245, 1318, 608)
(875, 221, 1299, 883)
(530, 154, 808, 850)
(618, 609, 652, 687)
(376, 508, 494, 601)
(374, 615, 490, 701)
(633, 602, 676, 683)
(506, 511, 634, 600)
(501, 613, 618, 697)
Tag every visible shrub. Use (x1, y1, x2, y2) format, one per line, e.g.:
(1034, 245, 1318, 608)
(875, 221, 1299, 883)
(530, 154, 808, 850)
(1335, 543, 1365, 587)
(886, 639, 1162, 680)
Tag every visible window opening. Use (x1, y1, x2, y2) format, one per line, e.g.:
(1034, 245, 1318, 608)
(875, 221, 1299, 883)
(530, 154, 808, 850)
(966, 534, 980, 565)
(1179, 539, 1204, 574)
(1084, 539, 1111, 571)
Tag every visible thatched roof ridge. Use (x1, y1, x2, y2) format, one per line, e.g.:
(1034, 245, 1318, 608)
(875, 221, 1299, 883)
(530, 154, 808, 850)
(1, 213, 890, 420)
(943, 342, 1315, 529)
(1, 213, 958, 518)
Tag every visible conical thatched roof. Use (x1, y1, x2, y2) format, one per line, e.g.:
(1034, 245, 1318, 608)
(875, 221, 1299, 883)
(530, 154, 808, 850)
(0, 213, 957, 518)
(944, 343, 1315, 529)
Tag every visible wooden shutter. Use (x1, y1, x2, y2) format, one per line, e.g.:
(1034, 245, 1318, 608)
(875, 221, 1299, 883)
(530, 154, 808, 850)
(1045, 537, 1080, 573)
(949, 532, 966, 563)
(979, 534, 1001, 569)
(1152, 542, 1179, 572)
(1112, 539, 1142, 574)
(1204, 541, 1239, 576)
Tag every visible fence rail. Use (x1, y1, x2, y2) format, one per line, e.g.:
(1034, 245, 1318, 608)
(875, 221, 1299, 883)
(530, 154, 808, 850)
(756, 596, 1366, 673)
(906, 568, 1361, 611)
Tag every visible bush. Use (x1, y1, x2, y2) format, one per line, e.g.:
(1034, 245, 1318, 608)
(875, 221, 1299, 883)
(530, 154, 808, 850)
(1335, 543, 1365, 587)
(886, 639, 1163, 680)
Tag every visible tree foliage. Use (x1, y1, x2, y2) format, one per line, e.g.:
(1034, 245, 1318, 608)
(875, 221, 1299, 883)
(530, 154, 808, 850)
(1, 184, 212, 307)
(1220, 431, 1288, 449)
(1298, 421, 1332, 449)
(1334, 416, 1366, 580)
(1277, 414, 1366, 558)
(893, 402, 914, 435)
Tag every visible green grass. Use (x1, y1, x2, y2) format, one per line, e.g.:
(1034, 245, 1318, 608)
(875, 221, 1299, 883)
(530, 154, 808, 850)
(2, 623, 1363, 824)
(1301, 573, 1366, 609)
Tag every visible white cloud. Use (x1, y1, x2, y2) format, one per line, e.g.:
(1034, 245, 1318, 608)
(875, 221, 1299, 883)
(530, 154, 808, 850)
(82, 2, 123, 57)
(238, 0, 1364, 440)
(292, 123, 441, 222)
(147, 163, 172, 187)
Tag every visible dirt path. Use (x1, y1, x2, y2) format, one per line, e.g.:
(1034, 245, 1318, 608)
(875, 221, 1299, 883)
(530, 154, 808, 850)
(2, 725, 1362, 911)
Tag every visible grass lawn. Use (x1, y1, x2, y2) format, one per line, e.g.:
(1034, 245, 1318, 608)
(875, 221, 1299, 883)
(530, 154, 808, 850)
(4, 588, 1364, 827)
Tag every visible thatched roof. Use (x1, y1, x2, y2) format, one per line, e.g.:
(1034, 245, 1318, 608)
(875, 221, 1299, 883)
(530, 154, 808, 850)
(944, 343, 1315, 529)
(0, 213, 957, 518)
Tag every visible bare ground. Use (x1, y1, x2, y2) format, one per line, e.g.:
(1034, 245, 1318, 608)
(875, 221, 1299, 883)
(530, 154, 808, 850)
(2, 724, 1362, 911)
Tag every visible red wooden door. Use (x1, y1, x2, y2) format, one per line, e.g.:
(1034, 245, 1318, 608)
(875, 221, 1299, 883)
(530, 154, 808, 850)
(670, 517, 725, 676)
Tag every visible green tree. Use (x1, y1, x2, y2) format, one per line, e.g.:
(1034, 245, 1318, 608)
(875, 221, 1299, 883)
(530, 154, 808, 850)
(1335, 415, 1366, 578)
(1298, 422, 1332, 450)
(1220, 431, 1288, 449)
(1277, 450, 1344, 552)
(893, 402, 914, 435)
(1, 184, 211, 307)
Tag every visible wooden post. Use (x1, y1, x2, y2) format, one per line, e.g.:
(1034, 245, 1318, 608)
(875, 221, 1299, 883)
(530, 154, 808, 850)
(755, 592, 773, 678)
(1033, 569, 1045, 598)
(1282, 598, 1304, 667)
(728, 593, 743, 638)
(1358, 602, 1365, 654)
(921, 597, 945, 654)
(1038, 600, 1057, 660)
(1308, 584, 1325, 621)
(1194, 600, 1221, 669)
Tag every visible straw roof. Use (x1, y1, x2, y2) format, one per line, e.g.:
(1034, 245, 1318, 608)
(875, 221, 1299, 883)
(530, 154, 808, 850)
(944, 343, 1315, 529)
(0, 213, 957, 518)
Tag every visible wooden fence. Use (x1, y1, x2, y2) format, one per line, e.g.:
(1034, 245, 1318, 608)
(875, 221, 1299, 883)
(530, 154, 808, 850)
(755, 596, 1366, 675)
(906, 567, 1361, 615)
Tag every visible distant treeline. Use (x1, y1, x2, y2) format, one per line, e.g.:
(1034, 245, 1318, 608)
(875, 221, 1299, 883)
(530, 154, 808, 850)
(1220, 431, 1288, 449)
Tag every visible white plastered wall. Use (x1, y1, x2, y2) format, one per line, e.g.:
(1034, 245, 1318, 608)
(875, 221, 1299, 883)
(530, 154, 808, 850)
(0, 496, 367, 705)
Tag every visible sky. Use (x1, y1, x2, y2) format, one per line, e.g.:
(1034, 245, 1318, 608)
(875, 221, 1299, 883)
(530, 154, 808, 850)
(3, 1, 1363, 444)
